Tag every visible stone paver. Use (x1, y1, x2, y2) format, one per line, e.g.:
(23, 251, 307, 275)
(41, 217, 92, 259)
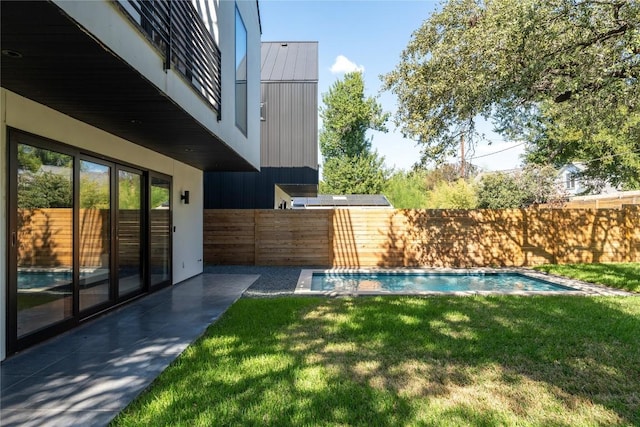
(0, 274, 258, 427)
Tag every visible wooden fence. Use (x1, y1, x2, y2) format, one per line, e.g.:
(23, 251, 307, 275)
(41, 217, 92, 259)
(560, 193, 640, 209)
(19, 206, 639, 268)
(203, 210, 331, 265)
(204, 206, 640, 267)
(17, 208, 161, 268)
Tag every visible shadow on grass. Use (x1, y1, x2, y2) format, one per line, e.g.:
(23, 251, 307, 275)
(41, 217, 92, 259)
(536, 263, 640, 293)
(114, 296, 640, 426)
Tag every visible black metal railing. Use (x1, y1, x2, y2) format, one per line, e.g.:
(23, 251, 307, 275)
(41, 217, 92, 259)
(116, 0, 222, 119)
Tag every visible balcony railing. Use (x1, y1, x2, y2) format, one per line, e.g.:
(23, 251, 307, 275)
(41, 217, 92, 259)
(116, 0, 222, 119)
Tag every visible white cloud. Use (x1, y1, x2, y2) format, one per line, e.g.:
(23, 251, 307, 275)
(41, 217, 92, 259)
(330, 55, 365, 74)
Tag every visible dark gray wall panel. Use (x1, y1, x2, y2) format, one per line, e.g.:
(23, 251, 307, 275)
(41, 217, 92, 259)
(204, 167, 318, 209)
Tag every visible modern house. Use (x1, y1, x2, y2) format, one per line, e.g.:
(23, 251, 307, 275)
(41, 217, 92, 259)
(204, 41, 319, 209)
(1, 0, 261, 360)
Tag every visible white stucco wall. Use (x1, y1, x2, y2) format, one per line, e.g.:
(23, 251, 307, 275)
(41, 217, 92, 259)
(52, 0, 261, 169)
(1, 89, 205, 361)
(172, 162, 205, 284)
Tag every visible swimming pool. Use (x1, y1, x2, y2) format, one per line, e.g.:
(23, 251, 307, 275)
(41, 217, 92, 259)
(294, 269, 603, 295)
(17, 270, 72, 290)
(17, 268, 109, 291)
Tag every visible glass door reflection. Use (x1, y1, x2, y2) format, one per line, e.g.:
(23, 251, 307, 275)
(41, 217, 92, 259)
(79, 159, 112, 312)
(118, 169, 144, 297)
(15, 143, 74, 337)
(150, 175, 171, 288)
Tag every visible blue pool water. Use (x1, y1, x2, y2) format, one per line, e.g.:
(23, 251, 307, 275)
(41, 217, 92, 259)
(310, 272, 574, 292)
(18, 271, 72, 290)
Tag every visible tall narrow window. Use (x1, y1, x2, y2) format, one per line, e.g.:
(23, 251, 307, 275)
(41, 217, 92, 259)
(235, 6, 247, 135)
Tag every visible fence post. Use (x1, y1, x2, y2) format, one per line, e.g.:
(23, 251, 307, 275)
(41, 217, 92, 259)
(552, 209, 559, 265)
(327, 210, 334, 267)
(623, 205, 639, 263)
(253, 210, 259, 266)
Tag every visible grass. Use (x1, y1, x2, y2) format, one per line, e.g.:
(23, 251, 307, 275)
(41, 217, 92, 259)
(113, 295, 640, 426)
(534, 262, 640, 293)
(17, 292, 62, 310)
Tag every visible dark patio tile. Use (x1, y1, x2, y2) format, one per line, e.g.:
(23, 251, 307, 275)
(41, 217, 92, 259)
(0, 273, 258, 427)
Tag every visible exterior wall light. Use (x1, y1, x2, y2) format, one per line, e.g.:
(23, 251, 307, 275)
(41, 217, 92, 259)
(181, 190, 190, 204)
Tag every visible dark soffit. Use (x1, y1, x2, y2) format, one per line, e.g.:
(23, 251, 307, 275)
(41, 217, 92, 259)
(1, 0, 256, 172)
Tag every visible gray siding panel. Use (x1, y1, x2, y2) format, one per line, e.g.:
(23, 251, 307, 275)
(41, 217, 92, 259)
(261, 82, 317, 168)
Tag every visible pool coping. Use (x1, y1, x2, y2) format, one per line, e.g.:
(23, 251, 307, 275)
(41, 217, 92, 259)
(295, 268, 636, 297)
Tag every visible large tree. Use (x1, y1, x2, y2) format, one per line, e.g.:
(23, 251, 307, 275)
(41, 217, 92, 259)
(383, 0, 639, 185)
(476, 165, 562, 208)
(320, 152, 388, 195)
(320, 72, 389, 194)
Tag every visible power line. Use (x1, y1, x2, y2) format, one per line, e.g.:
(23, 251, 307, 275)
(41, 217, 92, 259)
(577, 147, 640, 165)
(469, 142, 526, 160)
(460, 140, 640, 163)
(498, 146, 640, 165)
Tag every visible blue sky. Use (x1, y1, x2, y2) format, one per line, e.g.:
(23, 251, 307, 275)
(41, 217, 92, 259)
(259, 0, 526, 172)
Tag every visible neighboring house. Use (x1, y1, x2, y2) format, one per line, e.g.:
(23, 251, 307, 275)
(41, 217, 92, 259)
(556, 162, 619, 196)
(557, 163, 585, 196)
(292, 195, 393, 209)
(204, 41, 319, 209)
(1, 0, 261, 359)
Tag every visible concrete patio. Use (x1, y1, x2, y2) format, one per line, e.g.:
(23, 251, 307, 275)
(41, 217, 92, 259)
(0, 273, 258, 427)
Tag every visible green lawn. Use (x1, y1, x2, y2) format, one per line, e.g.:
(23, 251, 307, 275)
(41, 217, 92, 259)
(534, 262, 640, 293)
(113, 295, 640, 426)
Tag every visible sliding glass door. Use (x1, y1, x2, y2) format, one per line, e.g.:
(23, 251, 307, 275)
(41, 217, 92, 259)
(118, 168, 145, 297)
(13, 142, 74, 339)
(7, 130, 173, 354)
(149, 174, 171, 289)
(79, 158, 113, 312)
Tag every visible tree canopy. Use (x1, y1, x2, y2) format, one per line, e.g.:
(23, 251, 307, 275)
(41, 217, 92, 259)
(320, 72, 388, 159)
(476, 165, 561, 208)
(383, 0, 639, 184)
(319, 72, 390, 194)
(320, 153, 388, 195)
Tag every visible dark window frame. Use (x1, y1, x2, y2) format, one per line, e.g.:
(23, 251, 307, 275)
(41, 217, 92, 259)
(6, 128, 172, 355)
(235, 5, 248, 135)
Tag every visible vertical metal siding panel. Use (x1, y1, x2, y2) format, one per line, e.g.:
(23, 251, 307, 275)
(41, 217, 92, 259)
(312, 82, 318, 168)
(292, 83, 303, 167)
(303, 83, 318, 169)
(303, 82, 312, 169)
(280, 83, 292, 167)
(260, 84, 269, 165)
(261, 82, 319, 169)
(266, 84, 281, 167)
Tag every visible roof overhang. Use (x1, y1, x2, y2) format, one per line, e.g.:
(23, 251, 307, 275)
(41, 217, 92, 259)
(1, 0, 256, 171)
(276, 183, 318, 198)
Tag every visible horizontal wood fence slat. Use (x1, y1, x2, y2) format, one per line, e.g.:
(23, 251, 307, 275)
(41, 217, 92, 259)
(553, 194, 640, 209)
(17, 207, 639, 269)
(17, 208, 166, 268)
(204, 207, 640, 267)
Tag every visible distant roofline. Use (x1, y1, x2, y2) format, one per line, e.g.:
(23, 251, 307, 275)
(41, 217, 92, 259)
(261, 41, 319, 44)
(261, 41, 319, 82)
(261, 79, 318, 83)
